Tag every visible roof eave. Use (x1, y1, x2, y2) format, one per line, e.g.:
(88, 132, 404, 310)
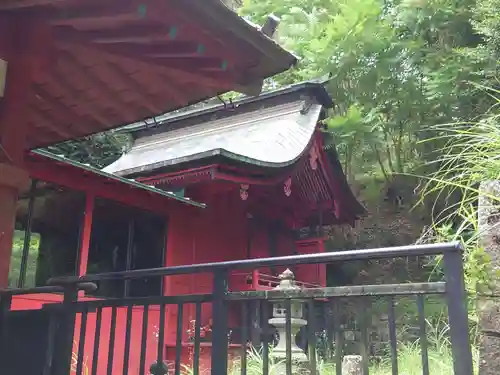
(30, 149, 206, 208)
(189, 0, 298, 69)
(116, 81, 332, 135)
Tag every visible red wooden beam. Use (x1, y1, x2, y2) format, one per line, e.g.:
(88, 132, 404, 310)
(53, 27, 211, 60)
(137, 165, 217, 183)
(78, 192, 94, 279)
(48, 1, 148, 28)
(61, 39, 235, 95)
(24, 155, 180, 215)
(53, 24, 194, 48)
(0, 0, 65, 10)
(0, 17, 53, 286)
(59, 35, 234, 81)
(47, 0, 244, 68)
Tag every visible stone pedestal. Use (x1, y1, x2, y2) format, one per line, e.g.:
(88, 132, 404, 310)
(268, 316, 308, 362)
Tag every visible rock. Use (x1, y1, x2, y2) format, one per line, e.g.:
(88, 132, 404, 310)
(342, 355, 363, 375)
(478, 181, 500, 375)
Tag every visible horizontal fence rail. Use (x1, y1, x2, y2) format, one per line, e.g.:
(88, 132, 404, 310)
(48, 242, 464, 283)
(0, 242, 474, 375)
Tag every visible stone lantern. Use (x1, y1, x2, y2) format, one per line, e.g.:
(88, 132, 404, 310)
(269, 269, 308, 367)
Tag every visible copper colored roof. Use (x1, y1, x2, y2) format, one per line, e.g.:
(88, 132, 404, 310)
(104, 100, 323, 175)
(1, 0, 296, 149)
(104, 82, 331, 176)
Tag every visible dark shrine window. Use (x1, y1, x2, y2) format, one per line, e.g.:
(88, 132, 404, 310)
(87, 198, 166, 298)
(9, 179, 84, 288)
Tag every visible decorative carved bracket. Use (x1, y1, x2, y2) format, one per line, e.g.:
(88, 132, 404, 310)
(309, 144, 319, 170)
(240, 184, 249, 200)
(284, 177, 292, 197)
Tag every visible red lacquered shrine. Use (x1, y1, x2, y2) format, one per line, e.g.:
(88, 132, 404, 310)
(0, 0, 296, 287)
(104, 81, 366, 367)
(0, 0, 297, 373)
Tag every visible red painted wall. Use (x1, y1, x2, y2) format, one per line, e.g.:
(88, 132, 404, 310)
(12, 294, 160, 375)
(163, 190, 317, 345)
(10, 183, 327, 374)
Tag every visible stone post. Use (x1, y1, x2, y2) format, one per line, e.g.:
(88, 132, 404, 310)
(269, 269, 308, 374)
(478, 181, 500, 375)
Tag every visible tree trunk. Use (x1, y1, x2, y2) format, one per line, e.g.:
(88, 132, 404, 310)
(478, 180, 500, 375)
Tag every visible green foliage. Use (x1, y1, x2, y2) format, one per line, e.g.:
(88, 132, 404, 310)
(240, 0, 498, 191)
(8, 230, 40, 288)
(239, 0, 500, 308)
(416, 94, 500, 299)
(180, 327, 478, 374)
(44, 132, 130, 169)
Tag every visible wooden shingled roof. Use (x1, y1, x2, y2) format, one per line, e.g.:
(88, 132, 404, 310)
(0, 0, 296, 149)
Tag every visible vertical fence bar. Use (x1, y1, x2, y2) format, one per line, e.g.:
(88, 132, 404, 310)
(285, 299, 292, 375)
(307, 299, 317, 375)
(124, 219, 135, 297)
(54, 285, 78, 375)
(416, 295, 429, 375)
(122, 304, 134, 375)
(17, 179, 37, 288)
(324, 303, 334, 361)
(387, 296, 398, 375)
(193, 302, 202, 375)
(106, 306, 117, 375)
(175, 303, 184, 375)
(262, 301, 270, 375)
(443, 249, 474, 375)
(251, 300, 261, 347)
(91, 307, 103, 375)
(0, 294, 12, 370)
(139, 304, 149, 375)
(241, 301, 248, 375)
(358, 298, 370, 375)
(211, 269, 229, 375)
(149, 301, 168, 375)
(332, 299, 343, 375)
(158, 303, 167, 360)
(76, 307, 89, 375)
(43, 312, 58, 375)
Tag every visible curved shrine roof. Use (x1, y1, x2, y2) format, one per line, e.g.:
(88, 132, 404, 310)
(0, 0, 296, 149)
(104, 100, 323, 176)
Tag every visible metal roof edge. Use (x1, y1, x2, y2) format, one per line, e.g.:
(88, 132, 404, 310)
(189, 0, 298, 67)
(117, 79, 332, 135)
(30, 149, 206, 208)
(110, 146, 303, 178)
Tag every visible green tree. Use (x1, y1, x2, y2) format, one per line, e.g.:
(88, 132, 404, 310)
(240, 0, 494, 189)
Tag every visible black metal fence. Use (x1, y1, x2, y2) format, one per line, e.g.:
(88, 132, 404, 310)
(0, 242, 474, 375)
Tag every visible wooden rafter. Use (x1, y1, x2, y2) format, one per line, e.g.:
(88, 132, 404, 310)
(58, 38, 237, 89)
(0, 0, 296, 150)
(47, 1, 147, 28)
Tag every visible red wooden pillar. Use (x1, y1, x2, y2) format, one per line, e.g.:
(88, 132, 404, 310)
(76, 192, 94, 297)
(78, 193, 95, 277)
(0, 19, 51, 286)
